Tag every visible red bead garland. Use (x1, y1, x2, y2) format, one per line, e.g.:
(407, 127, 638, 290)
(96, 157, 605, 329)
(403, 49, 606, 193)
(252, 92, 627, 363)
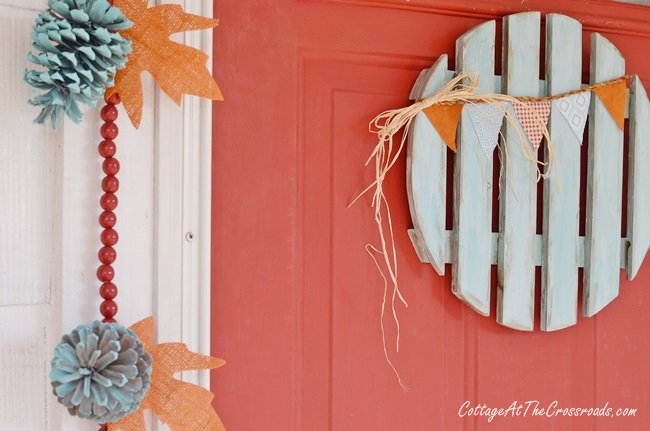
(98, 93, 121, 323)
(99, 1, 115, 419)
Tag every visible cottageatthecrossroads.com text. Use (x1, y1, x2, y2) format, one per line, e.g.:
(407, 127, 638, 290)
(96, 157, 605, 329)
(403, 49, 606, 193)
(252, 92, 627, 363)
(458, 401, 637, 422)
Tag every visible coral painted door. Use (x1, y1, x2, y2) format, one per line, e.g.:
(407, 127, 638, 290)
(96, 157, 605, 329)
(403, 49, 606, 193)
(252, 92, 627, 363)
(212, 1, 650, 430)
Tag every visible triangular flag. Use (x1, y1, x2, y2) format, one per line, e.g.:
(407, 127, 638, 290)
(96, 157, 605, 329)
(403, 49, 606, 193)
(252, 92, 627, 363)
(465, 102, 508, 158)
(512, 100, 551, 150)
(553, 91, 591, 142)
(592, 79, 627, 130)
(423, 103, 464, 152)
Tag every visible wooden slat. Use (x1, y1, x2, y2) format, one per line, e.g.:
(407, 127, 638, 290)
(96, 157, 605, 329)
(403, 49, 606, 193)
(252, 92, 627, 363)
(0, 9, 58, 307)
(0, 307, 52, 430)
(452, 20, 496, 316)
(626, 75, 650, 280)
(497, 12, 540, 330)
(583, 33, 625, 317)
(407, 55, 450, 275)
(0, 6, 62, 431)
(541, 14, 582, 331)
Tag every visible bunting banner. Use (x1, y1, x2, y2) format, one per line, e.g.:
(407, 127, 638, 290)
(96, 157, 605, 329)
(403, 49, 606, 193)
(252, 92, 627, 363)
(414, 76, 628, 154)
(423, 103, 464, 152)
(554, 91, 591, 142)
(512, 100, 552, 150)
(466, 102, 509, 158)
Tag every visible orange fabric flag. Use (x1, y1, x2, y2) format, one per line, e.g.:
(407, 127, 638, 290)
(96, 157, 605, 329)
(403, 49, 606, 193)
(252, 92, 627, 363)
(592, 78, 627, 130)
(422, 103, 464, 152)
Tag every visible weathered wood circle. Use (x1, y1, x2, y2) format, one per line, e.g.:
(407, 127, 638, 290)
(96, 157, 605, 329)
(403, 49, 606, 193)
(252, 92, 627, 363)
(407, 12, 650, 331)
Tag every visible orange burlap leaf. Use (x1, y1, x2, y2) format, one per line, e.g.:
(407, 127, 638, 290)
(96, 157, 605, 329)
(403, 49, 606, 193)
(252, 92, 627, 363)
(107, 317, 226, 431)
(592, 78, 627, 131)
(423, 103, 464, 152)
(107, 0, 224, 128)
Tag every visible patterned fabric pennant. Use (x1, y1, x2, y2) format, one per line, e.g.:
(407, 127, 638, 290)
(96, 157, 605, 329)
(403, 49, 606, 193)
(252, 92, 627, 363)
(423, 103, 464, 152)
(592, 78, 627, 130)
(512, 100, 551, 150)
(465, 102, 509, 158)
(553, 91, 591, 142)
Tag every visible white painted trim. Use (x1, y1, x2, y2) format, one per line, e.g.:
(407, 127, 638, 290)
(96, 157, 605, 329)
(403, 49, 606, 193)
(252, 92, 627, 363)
(153, 0, 213, 390)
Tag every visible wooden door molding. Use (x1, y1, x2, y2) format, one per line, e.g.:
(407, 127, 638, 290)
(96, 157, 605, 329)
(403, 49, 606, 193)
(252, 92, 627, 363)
(322, 0, 650, 38)
(154, 0, 214, 392)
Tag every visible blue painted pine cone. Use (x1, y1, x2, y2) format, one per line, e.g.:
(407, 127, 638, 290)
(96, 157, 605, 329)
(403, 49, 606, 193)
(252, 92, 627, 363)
(50, 321, 152, 424)
(24, 0, 132, 127)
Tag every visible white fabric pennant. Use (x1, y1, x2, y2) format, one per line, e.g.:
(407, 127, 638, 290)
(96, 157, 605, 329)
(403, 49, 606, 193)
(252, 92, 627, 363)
(553, 91, 591, 142)
(466, 102, 509, 158)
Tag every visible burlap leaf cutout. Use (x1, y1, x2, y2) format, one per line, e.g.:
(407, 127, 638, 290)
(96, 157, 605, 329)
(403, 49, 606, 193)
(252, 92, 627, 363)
(106, 317, 226, 431)
(107, 0, 223, 128)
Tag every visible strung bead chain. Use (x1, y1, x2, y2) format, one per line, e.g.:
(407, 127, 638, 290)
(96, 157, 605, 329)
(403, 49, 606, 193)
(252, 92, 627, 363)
(99, 8, 116, 431)
(98, 93, 121, 323)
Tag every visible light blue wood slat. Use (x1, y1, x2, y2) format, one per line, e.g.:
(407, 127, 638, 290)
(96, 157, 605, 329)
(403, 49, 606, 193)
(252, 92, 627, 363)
(406, 55, 451, 275)
(497, 12, 540, 330)
(583, 33, 625, 317)
(541, 14, 582, 331)
(626, 75, 650, 280)
(452, 20, 497, 316)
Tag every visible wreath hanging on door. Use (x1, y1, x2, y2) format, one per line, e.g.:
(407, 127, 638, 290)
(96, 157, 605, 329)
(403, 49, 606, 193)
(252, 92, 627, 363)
(353, 11, 644, 388)
(24, 1, 225, 430)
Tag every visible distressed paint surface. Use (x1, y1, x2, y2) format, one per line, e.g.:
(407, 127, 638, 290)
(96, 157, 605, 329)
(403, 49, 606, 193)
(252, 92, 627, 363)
(583, 33, 626, 317)
(406, 14, 646, 330)
(0, 5, 62, 431)
(452, 20, 496, 316)
(541, 14, 582, 331)
(406, 55, 450, 275)
(497, 12, 540, 330)
(626, 75, 650, 280)
(0, 8, 58, 307)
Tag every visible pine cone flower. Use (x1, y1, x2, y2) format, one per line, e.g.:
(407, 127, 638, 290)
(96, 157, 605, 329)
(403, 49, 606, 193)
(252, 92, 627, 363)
(50, 321, 153, 424)
(25, 0, 132, 128)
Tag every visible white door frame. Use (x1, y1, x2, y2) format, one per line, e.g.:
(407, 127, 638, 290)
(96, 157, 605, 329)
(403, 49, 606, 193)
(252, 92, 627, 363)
(154, 0, 214, 388)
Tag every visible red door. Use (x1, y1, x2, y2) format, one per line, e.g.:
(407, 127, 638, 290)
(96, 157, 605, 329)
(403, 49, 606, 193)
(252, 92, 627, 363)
(212, 1, 650, 429)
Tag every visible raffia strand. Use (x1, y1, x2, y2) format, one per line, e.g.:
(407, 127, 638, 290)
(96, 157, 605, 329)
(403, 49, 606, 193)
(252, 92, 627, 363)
(350, 71, 560, 388)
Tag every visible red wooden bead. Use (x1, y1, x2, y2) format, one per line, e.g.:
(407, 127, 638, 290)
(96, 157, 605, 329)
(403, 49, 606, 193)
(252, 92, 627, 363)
(101, 122, 119, 140)
(99, 210, 117, 229)
(101, 228, 119, 246)
(101, 105, 119, 122)
(102, 176, 119, 193)
(105, 93, 121, 106)
(100, 193, 118, 211)
(103, 158, 120, 175)
(100, 282, 118, 300)
(98, 140, 116, 158)
(97, 264, 115, 282)
(100, 300, 118, 319)
(98, 246, 117, 264)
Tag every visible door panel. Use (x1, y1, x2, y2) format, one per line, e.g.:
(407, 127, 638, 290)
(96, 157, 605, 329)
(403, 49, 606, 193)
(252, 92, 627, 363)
(212, 1, 650, 430)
